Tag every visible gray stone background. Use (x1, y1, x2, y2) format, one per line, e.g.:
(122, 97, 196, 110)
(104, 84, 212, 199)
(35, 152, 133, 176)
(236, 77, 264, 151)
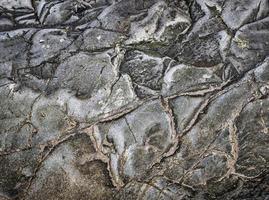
(0, 0, 268, 199)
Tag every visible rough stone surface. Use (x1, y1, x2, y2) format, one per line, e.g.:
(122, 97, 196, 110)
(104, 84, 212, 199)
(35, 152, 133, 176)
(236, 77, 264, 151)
(0, 0, 268, 200)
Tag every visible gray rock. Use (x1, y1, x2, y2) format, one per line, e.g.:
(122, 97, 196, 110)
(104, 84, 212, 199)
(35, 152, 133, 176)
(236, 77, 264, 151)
(229, 16, 269, 74)
(30, 29, 74, 66)
(0, 0, 269, 199)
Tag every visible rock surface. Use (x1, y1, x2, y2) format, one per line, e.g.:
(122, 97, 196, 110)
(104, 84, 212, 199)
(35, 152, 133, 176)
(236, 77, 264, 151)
(0, 0, 268, 199)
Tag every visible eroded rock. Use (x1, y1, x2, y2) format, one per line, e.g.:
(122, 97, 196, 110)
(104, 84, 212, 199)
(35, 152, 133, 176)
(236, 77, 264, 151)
(0, 0, 269, 199)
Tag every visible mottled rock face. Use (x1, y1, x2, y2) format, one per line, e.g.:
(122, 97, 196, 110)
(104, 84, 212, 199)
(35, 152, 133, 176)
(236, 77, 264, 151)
(0, 0, 269, 200)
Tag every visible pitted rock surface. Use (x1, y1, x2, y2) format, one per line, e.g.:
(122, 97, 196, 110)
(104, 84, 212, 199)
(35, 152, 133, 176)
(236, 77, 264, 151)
(0, 0, 269, 200)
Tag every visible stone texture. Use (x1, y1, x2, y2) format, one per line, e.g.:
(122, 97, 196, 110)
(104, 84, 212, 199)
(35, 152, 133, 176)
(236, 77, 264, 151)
(0, 0, 268, 199)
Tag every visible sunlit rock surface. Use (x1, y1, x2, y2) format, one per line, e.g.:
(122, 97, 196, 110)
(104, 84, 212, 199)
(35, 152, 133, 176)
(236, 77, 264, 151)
(0, 0, 268, 199)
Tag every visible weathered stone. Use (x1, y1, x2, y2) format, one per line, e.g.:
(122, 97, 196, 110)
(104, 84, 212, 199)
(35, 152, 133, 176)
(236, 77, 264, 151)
(30, 29, 74, 66)
(221, 0, 269, 30)
(25, 133, 116, 200)
(93, 100, 176, 184)
(229, 17, 269, 74)
(162, 64, 222, 96)
(120, 50, 171, 97)
(0, 0, 268, 199)
(80, 28, 125, 51)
